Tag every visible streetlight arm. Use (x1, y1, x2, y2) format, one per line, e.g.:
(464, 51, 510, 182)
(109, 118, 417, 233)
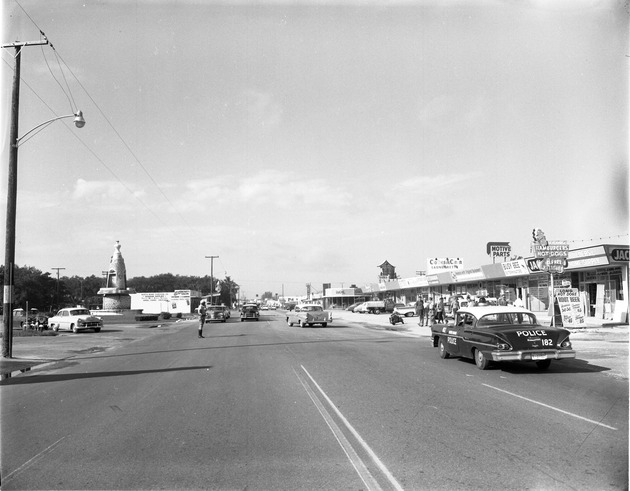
(15, 111, 85, 146)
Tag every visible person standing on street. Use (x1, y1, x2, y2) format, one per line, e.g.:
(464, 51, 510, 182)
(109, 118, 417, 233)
(197, 300, 207, 338)
(427, 298, 435, 326)
(450, 296, 459, 323)
(415, 296, 425, 326)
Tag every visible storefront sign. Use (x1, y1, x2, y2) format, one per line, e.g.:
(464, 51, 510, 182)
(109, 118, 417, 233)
(501, 259, 528, 277)
(454, 268, 485, 281)
(487, 242, 511, 258)
(140, 292, 170, 301)
(554, 288, 586, 327)
(531, 241, 569, 258)
(427, 257, 464, 274)
(608, 246, 629, 262)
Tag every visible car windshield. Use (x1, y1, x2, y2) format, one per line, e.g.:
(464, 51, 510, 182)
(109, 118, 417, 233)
(243, 306, 257, 311)
(301, 306, 323, 312)
(208, 307, 223, 311)
(477, 312, 538, 327)
(70, 309, 90, 316)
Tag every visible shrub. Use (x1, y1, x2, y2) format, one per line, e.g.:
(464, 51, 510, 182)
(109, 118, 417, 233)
(135, 315, 159, 321)
(161, 312, 172, 319)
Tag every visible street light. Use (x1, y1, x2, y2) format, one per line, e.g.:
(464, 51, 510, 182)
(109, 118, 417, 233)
(1, 39, 86, 358)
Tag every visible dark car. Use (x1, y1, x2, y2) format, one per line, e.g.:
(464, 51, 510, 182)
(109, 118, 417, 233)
(431, 306, 576, 370)
(240, 304, 260, 322)
(206, 305, 227, 323)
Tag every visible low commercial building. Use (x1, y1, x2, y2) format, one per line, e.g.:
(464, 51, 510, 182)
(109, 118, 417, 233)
(323, 243, 628, 323)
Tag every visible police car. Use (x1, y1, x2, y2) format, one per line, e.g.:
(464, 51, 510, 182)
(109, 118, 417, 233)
(431, 306, 576, 370)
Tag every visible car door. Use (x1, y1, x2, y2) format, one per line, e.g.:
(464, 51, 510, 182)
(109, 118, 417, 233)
(456, 313, 478, 357)
(59, 310, 70, 330)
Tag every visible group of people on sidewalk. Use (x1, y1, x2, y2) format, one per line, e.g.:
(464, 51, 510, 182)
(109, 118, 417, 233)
(414, 296, 457, 326)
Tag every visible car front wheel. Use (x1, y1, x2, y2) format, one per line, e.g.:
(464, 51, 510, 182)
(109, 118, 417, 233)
(405, 312, 414, 317)
(438, 338, 450, 359)
(94, 328, 101, 333)
(474, 348, 490, 370)
(287, 318, 293, 326)
(536, 359, 552, 369)
(71, 324, 79, 333)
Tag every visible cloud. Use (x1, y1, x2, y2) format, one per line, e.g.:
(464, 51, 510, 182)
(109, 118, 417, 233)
(241, 89, 283, 130)
(188, 170, 352, 210)
(72, 178, 145, 204)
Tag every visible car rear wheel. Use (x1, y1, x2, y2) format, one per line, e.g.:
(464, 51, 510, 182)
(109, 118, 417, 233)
(438, 338, 450, 359)
(374, 309, 381, 314)
(51, 324, 59, 332)
(474, 348, 490, 370)
(536, 359, 552, 369)
(405, 312, 413, 317)
(321, 323, 327, 327)
(94, 328, 101, 333)
(287, 318, 293, 326)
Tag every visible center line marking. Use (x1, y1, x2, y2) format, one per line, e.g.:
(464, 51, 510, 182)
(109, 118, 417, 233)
(483, 384, 618, 430)
(299, 365, 404, 491)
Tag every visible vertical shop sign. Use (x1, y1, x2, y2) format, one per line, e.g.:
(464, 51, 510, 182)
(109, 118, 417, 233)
(554, 288, 586, 327)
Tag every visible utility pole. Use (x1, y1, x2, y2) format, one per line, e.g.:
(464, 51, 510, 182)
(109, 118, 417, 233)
(2, 38, 49, 359)
(52, 267, 66, 310)
(205, 256, 219, 305)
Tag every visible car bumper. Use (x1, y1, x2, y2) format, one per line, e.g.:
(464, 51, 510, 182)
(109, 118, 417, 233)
(490, 349, 576, 362)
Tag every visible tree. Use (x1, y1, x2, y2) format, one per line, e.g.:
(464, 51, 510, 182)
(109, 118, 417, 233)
(261, 291, 273, 301)
(0, 265, 57, 312)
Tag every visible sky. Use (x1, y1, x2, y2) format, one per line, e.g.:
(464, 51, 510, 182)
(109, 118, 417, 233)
(1, 0, 628, 299)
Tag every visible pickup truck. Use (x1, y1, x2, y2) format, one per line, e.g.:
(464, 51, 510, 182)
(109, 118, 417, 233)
(364, 300, 395, 314)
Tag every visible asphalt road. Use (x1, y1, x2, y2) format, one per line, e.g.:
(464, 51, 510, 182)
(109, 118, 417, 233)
(1, 311, 627, 490)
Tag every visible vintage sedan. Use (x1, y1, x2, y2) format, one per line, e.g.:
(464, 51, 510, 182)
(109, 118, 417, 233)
(431, 306, 576, 370)
(48, 308, 103, 333)
(205, 305, 227, 323)
(393, 303, 416, 317)
(286, 304, 333, 327)
(240, 303, 260, 322)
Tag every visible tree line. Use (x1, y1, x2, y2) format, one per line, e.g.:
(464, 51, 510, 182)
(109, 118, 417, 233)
(0, 265, 239, 314)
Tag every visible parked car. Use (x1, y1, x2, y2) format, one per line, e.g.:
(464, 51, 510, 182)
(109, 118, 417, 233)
(206, 305, 227, 323)
(286, 304, 333, 328)
(346, 301, 364, 312)
(48, 308, 103, 333)
(12, 308, 48, 329)
(393, 303, 416, 317)
(241, 304, 260, 322)
(431, 306, 576, 370)
(353, 302, 369, 313)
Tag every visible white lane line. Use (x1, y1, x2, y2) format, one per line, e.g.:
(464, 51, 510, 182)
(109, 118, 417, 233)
(482, 384, 618, 431)
(4, 435, 67, 482)
(300, 365, 404, 491)
(295, 368, 382, 491)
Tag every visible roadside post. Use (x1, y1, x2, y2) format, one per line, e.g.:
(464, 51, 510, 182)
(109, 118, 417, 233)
(531, 229, 569, 327)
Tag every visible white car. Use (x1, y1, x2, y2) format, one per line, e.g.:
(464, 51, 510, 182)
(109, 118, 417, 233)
(353, 302, 369, 313)
(48, 308, 103, 333)
(393, 303, 416, 317)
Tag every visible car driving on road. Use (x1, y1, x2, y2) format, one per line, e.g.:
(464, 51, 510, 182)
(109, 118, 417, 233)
(431, 306, 576, 370)
(286, 304, 333, 328)
(48, 308, 103, 333)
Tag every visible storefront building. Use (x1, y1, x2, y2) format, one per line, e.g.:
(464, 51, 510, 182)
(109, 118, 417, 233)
(324, 243, 628, 322)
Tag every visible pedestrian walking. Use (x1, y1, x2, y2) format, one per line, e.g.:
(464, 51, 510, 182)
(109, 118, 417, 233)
(437, 297, 445, 323)
(450, 296, 459, 323)
(415, 296, 425, 326)
(197, 300, 207, 338)
(427, 298, 435, 325)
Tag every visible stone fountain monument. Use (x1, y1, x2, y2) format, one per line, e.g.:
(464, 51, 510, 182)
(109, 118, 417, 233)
(97, 241, 140, 321)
